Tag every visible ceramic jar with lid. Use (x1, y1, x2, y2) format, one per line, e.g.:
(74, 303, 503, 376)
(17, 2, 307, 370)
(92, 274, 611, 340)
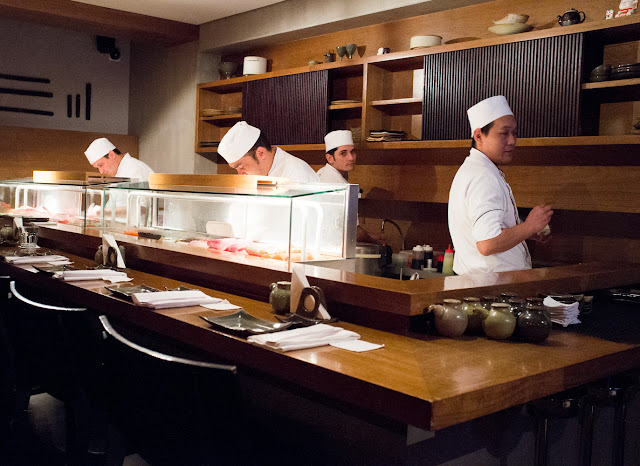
(428, 299, 468, 337)
(482, 302, 516, 340)
(481, 295, 499, 310)
(498, 291, 519, 303)
(516, 304, 551, 343)
(461, 297, 484, 333)
(269, 281, 291, 315)
(508, 298, 526, 318)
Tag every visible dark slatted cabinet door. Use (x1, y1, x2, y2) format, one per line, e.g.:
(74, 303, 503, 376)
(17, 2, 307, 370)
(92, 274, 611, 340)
(423, 33, 584, 140)
(242, 70, 329, 145)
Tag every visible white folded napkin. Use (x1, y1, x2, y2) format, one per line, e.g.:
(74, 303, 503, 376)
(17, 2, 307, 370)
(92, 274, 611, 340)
(5, 254, 69, 264)
(200, 299, 243, 311)
(54, 269, 131, 283)
(543, 296, 581, 327)
(247, 323, 359, 352)
(132, 289, 220, 309)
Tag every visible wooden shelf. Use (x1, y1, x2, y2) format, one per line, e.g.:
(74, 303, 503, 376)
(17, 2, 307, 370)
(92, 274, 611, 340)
(582, 77, 640, 90)
(329, 102, 362, 110)
(199, 113, 242, 126)
(371, 98, 422, 115)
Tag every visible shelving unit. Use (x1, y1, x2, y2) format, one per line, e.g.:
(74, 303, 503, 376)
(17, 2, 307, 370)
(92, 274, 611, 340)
(195, 15, 640, 155)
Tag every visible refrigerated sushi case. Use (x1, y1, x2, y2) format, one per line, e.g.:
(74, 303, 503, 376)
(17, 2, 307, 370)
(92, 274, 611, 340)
(102, 180, 359, 262)
(0, 172, 128, 230)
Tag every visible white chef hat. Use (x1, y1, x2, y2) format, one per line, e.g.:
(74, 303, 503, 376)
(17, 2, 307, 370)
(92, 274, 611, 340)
(85, 137, 116, 164)
(218, 121, 261, 164)
(324, 130, 354, 153)
(467, 95, 513, 136)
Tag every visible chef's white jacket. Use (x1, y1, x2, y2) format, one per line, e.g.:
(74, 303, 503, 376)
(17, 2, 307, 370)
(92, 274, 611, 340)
(317, 163, 348, 183)
(268, 147, 319, 183)
(115, 153, 154, 182)
(448, 148, 531, 275)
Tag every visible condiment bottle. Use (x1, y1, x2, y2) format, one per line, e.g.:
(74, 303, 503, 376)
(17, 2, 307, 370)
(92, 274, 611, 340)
(411, 245, 424, 269)
(423, 245, 433, 269)
(436, 255, 444, 273)
(442, 244, 454, 276)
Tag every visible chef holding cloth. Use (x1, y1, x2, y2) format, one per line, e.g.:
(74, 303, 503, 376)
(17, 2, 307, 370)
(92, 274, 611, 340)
(84, 137, 154, 182)
(448, 96, 553, 275)
(218, 122, 318, 183)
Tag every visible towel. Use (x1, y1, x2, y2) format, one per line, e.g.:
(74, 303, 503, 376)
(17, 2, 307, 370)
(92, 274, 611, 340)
(5, 254, 69, 264)
(54, 269, 131, 283)
(247, 323, 359, 352)
(132, 289, 220, 309)
(543, 296, 581, 327)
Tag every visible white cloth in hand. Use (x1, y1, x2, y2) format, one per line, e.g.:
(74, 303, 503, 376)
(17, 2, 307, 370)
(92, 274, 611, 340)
(247, 323, 359, 352)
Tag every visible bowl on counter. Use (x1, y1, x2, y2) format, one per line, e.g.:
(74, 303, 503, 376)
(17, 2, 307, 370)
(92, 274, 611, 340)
(493, 13, 530, 24)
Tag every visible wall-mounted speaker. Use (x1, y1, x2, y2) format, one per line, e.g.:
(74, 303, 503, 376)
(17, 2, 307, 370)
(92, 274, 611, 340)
(96, 36, 121, 62)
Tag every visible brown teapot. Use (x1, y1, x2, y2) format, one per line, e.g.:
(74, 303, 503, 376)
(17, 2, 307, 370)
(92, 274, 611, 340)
(558, 8, 585, 26)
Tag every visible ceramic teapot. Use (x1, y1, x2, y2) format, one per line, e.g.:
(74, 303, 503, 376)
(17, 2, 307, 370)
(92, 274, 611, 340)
(269, 281, 291, 315)
(558, 8, 586, 26)
(461, 297, 484, 334)
(481, 302, 516, 340)
(516, 304, 551, 343)
(428, 299, 468, 337)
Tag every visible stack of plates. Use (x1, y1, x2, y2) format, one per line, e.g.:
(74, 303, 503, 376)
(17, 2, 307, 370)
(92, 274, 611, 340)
(199, 141, 219, 148)
(589, 64, 611, 82)
(488, 23, 533, 35)
(611, 63, 640, 80)
(367, 130, 405, 142)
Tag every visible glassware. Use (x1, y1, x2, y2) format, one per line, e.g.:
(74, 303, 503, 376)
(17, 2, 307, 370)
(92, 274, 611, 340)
(336, 46, 347, 61)
(346, 43, 357, 59)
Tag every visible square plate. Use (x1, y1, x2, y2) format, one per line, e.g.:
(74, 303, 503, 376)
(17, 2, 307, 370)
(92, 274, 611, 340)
(200, 309, 292, 335)
(106, 284, 161, 301)
(33, 264, 76, 275)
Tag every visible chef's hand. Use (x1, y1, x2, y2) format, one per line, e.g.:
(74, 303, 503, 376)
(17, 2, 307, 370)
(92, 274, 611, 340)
(524, 204, 553, 238)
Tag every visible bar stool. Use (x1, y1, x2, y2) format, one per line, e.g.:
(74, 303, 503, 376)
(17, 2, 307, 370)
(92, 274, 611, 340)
(526, 388, 584, 466)
(579, 372, 639, 466)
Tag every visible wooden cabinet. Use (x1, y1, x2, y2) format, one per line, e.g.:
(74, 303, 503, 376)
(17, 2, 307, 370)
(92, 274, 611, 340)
(195, 16, 640, 153)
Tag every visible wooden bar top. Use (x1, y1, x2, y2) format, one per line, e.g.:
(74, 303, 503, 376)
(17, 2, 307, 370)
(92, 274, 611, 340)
(2, 247, 639, 431)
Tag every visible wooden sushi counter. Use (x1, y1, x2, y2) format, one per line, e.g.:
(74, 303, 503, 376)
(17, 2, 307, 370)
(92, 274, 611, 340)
(2, 224, 640, 437)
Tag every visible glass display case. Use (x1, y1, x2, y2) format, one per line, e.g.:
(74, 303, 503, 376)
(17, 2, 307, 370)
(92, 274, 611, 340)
(103, 181, 358, 262)
(0, 177, 118, 230)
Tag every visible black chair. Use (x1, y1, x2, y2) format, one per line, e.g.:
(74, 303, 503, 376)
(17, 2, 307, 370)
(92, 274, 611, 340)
(0, 276, 94, 465)
(95, 315, 249, 465)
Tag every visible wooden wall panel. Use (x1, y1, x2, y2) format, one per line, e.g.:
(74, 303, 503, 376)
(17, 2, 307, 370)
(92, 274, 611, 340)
(226, 0, 617, 71)
(242, 70, 329, 145)
(0, 125, 138, 180)
(423, 34, 583, 139)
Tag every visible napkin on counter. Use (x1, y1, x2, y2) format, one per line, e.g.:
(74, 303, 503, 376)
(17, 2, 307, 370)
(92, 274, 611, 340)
(247, 323, 359, 352)
(54, 269, 132, 283)
(132, 289, 220, 309)
(200, 299, 243, 311)
(4, 254, 69, 264)
(543, 296, 581, 327)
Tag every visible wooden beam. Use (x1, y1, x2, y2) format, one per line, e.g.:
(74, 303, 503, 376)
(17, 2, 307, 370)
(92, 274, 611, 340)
(0, 0, 199, 47)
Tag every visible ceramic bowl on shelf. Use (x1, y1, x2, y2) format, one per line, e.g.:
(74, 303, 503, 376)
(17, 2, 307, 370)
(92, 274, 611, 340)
(488, 23, 533, 35)
(410, 35, 442, 49)
(493, 13, 530, 24)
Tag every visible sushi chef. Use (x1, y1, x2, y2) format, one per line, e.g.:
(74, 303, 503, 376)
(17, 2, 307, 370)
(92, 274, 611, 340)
(448, 95, 553, 275)
(317, 130, 356, 183)
(318, 129, 383, 243)
(84, 137, 154, 182)
(218, 122, 319, 183)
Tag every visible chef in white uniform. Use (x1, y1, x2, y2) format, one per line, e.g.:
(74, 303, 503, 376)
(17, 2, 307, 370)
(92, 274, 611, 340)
(317, 130, 356, 183)
(448, 96, 553, 275)
(218, 121, 319, 183)
(84, 137, 154, 182)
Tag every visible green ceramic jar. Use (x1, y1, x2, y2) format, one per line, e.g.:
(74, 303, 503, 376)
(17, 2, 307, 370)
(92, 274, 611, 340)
(269, 281, 291, 315)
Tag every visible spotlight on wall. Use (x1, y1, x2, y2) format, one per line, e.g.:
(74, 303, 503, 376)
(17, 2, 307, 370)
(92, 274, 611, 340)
(96, 35, 121, 62)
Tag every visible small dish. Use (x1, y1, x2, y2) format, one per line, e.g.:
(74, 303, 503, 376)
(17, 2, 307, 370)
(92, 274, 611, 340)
(200, 309, 292, 335)
(488, 23, 533, 35)
(106, 284, 161, 301)
(33, 264, 76, 275)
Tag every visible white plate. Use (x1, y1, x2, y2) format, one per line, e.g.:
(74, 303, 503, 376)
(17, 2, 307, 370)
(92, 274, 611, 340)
(488, 23, 533, 36)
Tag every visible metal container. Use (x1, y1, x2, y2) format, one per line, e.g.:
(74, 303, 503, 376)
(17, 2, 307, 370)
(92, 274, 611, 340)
(355, 243, 382, 276)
